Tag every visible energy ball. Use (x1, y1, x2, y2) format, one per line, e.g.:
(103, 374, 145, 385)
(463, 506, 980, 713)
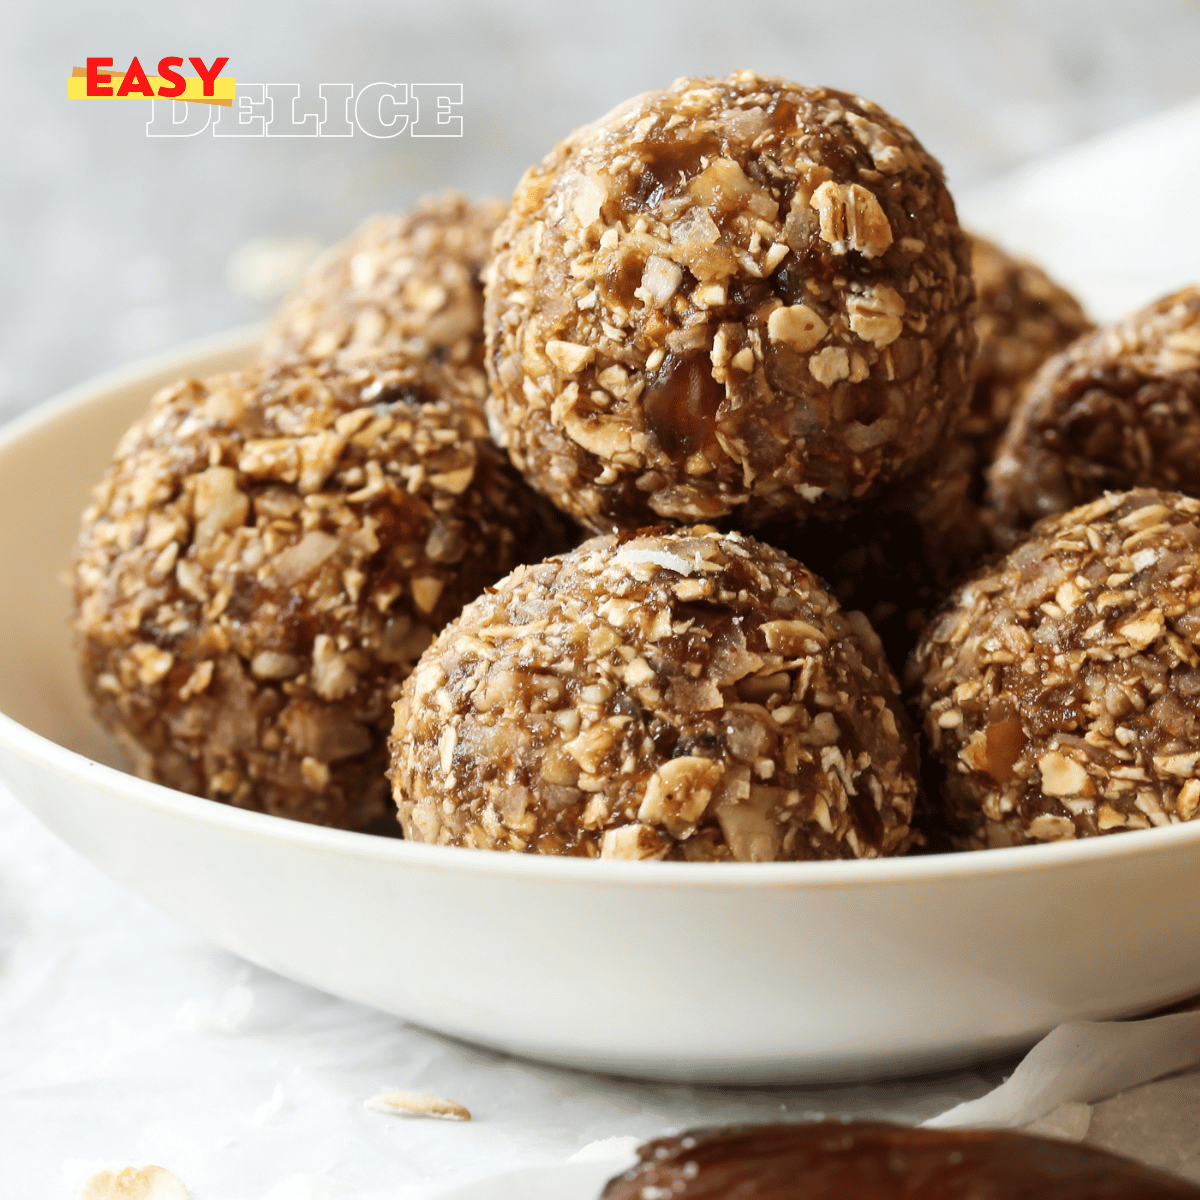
(966, 234, 1092, 469)
(390, 527, 920, 861)
(913, 488, 1200, 849)
(602, 1122, 1200, 1199)
(74, 353, 565, 830)
(988, 287, 1200, 547)
(761, 444, 991, 674)
(262, 193, 506, 377)
(484, 71, 976, 533)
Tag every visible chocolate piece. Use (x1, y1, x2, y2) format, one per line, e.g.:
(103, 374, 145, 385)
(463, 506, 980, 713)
(967, 234, 1093, 471)
(988, 287, 1200, 547)
(390, 526, 919, 860)
(484, 72, 976, 533)
(602, 1121, 1200, 1199)
(912, 488, 1200, 849)
(74, 353, 566, 830)
(262, 193, 505, 380)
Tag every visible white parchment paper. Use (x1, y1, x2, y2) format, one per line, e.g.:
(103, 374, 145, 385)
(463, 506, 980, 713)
(927, 1010, 1200, 1131)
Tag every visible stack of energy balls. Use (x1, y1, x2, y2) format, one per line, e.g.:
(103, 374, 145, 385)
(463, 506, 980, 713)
(74, 195, 569, 832)
(74, 71, 1200, 860)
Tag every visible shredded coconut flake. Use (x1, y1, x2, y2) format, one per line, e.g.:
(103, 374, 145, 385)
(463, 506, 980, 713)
(615, 547, 696, 576)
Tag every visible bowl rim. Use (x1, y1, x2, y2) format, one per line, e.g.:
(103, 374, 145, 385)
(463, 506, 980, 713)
(5, 326, 1200, 891)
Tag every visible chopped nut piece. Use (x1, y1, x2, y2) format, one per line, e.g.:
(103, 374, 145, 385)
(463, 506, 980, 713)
(715, 792, 783, 862)
(1118, 610, 1164, 652)
(636, 255, 684, 307)
(1027, 814, 1077, 842)
(1037, 751, 1090, 798)
(250, 651, 301, 680)
(601, 823, 671, 860)
(178, 660, 214, 701)
(128, 643, 174, 687)
(192, 467, 249, 547)
(767, 304, 828, 352)
(545, 339, 596, 374)
(272, 530, 339, 586)
(410, 575, 445, 616)
(1178, 779, 1200, 820)
(638, 756, 723, 836)
(809, 346, 850, 386)
(301, 756, 331, 791)
(1097, 804, 1127, 830)
(762, 242, 790, 273)
(429, 466, 475, 494)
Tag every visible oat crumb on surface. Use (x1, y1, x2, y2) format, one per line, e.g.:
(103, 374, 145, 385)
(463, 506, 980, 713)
(365, 1090, 472, 1121)
(76, 1165, 188, 1200)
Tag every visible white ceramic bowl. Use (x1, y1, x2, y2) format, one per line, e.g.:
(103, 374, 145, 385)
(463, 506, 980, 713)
(3, 328, 1200, 1084)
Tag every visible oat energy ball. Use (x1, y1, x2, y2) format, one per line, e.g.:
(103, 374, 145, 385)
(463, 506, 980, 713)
(966, 234, 1092, 466)
(762, 443, 991, 674)
(263, 193, 505, 375)
(913, 488, 1200, 849)
(74, 353, 563, 830)
(390, 527, 919, 860)
(485, 71, 976, 533)
(989, 287, 1200, 546)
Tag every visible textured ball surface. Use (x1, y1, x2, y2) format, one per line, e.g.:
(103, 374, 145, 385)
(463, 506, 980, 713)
(484, 72, 976, 533)
(263, 193, 505, 380)
(989, 287, 1200, 546)
(966, 233, 1092, 468)
(913, 488, 1200, 849)
(391, 526, 919, 860)
(762, 447, 991, 674)
(74, 353, 565, 829)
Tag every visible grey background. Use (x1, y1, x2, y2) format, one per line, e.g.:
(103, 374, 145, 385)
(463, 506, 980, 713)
(4, 0, 1200, 426)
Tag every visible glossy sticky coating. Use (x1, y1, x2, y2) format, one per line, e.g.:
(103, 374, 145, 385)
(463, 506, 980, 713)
(601, 1121, 1200, 1199)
